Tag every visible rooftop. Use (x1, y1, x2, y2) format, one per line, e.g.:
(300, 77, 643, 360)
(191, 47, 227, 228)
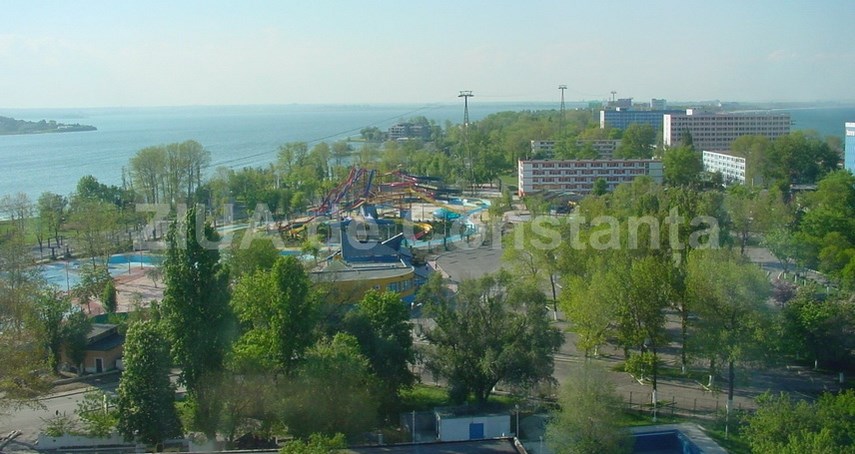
(343, 438, 527, 454)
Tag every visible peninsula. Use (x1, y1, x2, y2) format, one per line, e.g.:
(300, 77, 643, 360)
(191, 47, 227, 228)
(0, 115, 96, 135)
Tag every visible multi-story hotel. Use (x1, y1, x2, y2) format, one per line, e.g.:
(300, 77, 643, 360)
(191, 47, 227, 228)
(599, 108, 683, 131)
(702, 150, 746, 185)
(845, 122, 855, 172)
(664, 110, 791, 151)
(517, 159, 663, 196)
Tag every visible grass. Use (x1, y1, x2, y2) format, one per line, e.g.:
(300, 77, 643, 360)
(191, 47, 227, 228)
(398, 384, 523, 413)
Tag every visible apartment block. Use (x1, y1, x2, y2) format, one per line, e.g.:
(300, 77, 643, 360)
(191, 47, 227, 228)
(518, 159, 663, 196)
(664, 110, 791, 151)
(702, 150, 746, 185)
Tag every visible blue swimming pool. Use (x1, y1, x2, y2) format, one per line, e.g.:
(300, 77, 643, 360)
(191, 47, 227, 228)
(633, 429, 702, 454)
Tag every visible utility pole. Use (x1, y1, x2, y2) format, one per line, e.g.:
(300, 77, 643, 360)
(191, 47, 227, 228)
(558, 84, 567, 138)
(458, 90, 474, 193)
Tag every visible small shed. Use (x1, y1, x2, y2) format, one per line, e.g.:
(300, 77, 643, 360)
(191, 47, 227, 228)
(435, 408, 511, 442)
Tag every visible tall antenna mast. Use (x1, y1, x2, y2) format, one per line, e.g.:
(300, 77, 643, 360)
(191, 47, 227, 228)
(458, 90, 474, 192)
(458, 90, 473, 127)
(558, 84, 567, 137)
(610, 90, 617, 103)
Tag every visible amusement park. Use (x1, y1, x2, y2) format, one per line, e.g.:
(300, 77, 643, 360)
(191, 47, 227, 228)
(267, 166, 491, 303)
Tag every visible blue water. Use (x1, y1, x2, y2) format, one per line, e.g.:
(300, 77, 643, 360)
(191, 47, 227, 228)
(1, 103, 852, 202)
(42, 253, 160, 290)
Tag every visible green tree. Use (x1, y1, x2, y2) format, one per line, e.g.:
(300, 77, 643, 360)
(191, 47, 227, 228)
(779, 286, 854, 371)
(743, 390, 855, 454)
(343, 290, 415, 413)
(76, 390, 118, 437)
(591, 177, 608, 195)
(101, 279, 118, 314)
(116, 320, 182, 449)
(546, 363, 632, 454)
(160, 205, 234, 438)
(686, 249, 772, 432)
(37, 192, 67, 252)
(614, 123, 656, 159)
(279, 433, 347, 454)
(63, 309, 92, 373)
(662, 146, 702, 186)
(230, 256, 315, 374)
(280, 333, 379, 439)
(225, 235, 281, 281)
(424, 272, 562, 404)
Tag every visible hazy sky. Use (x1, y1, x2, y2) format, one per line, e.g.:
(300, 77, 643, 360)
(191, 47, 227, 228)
(2, 0, 853, 108)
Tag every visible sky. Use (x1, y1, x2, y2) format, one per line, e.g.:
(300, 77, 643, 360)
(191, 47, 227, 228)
(1, 0, 854, 108)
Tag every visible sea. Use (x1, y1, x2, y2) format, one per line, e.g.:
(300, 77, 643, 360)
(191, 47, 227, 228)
(1, 103, 853, 201)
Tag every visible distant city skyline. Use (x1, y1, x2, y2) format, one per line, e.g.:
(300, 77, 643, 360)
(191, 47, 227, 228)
(2, 0, 854, 108)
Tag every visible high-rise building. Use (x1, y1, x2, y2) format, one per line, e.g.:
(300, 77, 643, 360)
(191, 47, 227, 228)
(663, 110, 791, 151)
(846, 122, 855, 172)
(651, 98, 667, 110)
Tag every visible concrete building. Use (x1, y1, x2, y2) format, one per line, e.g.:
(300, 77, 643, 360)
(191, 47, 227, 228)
(599, 108, 683, 131)
(664, 110, 791, 151)
(311, 226, 417, 303)
(651, 98, 667, 110)
(702, 150, 746, 185)
(388, 122, 431, 141)
(61, 324, 124, 374)
(517, 159, 664, 196)
(530, 139, 621, 159)
(846, 122, 855, 172)
(435, 409, 511, 442)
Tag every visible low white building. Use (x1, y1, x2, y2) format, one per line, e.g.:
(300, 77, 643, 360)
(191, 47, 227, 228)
(702, 150, 746, 185)
(517, 159, 663, 196)
(435, 410, 511, 441)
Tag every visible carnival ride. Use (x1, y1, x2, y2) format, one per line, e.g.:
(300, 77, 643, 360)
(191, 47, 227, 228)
(279, 166, 475, 243)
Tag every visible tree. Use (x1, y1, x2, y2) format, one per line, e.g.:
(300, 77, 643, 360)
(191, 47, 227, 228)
(37, 192, 67, 249)
(30, 290, 89, 373)
(67, 198, 121, 266)
(614, 123, 656, 159)
(662, 146, 702, 186)
(73, 263, 112, 313)
(230, 256, 315, 374)
(116, 320, 183, 449)
(686, 249, 772, 432)
(160, 206, 233, 438)
(63, 309, 92, 373)
(76, 390, 118, 437)
(225, 235, 280, 281)
(779, 286, 854, 371)
(101, 279, 118, 314)
(591, 177, 608, 195)
(546, 363, 632, 454)
(279, 433, 347, 454)
(742, 390, 855, 454)
(343, 290, 415, 413)
(280, 333, 379, 439)
(424, 272, 562, 404)
(0, 192, 32, 234)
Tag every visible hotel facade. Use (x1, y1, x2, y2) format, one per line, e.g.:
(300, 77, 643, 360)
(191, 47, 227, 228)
(702, 150, 746, 185)
(663, 110, 791, 151)
(518, 159, 664, 196)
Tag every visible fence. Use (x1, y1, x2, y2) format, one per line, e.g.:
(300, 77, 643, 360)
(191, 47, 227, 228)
(625, 391, 747, 420)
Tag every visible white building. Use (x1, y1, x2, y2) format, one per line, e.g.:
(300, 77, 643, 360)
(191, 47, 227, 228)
(664, 110, 790, 151)
(518, 159, 664, 196)
(702, 150, 746, 185)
